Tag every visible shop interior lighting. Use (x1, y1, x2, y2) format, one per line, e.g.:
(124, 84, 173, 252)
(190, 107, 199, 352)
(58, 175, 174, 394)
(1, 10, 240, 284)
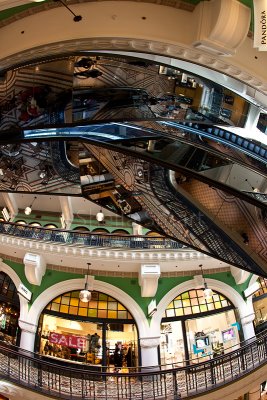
(24, 196, 37, 216)
(79, 263, 92, 303)
(199, 264, 213, 301)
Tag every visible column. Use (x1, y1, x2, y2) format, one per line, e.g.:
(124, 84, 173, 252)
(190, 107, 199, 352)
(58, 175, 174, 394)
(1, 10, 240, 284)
(244, 104, 261, 131)
(248, 385, 261, 400)
(132, 222, 143, 235)
(59, 196, 73, 229)
(19, 319, 38, 352)
(139, 336, 160, 368)
(240, 312, 256, 340)
(2, 192, 18, 221)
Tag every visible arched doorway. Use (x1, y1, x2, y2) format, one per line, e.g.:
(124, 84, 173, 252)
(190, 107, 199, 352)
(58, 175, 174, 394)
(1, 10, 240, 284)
(0, 271, 20, 345)
(160, 288, 239, 365)
(37, 290, 138, 369)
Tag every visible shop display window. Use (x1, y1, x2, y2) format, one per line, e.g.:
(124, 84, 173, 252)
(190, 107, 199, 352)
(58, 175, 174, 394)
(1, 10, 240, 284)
(252, 278, 267, 332)
(161, 290, 238, 365)
(186, 310, 239, 361)
(253, 278, 267, 298)
(0, 272, 20, 345)
(39, 290, 138, 369)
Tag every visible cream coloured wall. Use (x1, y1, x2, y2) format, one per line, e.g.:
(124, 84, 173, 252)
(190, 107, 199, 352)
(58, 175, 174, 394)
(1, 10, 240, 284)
(0, 1, 267, 99)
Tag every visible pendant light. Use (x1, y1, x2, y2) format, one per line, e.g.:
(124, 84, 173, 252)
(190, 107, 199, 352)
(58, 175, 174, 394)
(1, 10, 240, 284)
(199, 264, 213, 302)
(79, 263, 92, 303)
(96, 209, 104, 222)
(24, 196, 37, 216)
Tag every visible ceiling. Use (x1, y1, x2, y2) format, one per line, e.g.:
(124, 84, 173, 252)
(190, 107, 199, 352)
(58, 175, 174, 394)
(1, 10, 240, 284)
(0, 0, 253, 30)
(0, 0, 263, 278)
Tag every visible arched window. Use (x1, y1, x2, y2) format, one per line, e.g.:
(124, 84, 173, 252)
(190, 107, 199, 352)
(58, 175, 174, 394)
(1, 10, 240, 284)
(112, 229, 129, 235)
(29, 222, 42, 227)
(44, 224, 58, 229)
(161, 289, 238, 365)
(92, 228, 109, 234)
(146, 231, 164, 237)
(164, 289, 233, 318)
(45, 290, 133, 320)
(73, 226, 90, 232)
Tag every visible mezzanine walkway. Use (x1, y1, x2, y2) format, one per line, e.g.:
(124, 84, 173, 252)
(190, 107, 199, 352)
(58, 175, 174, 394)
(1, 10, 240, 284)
(0, 331, 266, 399)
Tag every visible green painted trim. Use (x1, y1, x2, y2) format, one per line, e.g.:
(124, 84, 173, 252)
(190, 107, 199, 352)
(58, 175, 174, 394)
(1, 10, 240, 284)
(3, 259, 83, 306)
(206, 271, 251, 297)
(0, 2, 49, 22)
(30, 269, 84, 304)
(1, 261, 252, 319)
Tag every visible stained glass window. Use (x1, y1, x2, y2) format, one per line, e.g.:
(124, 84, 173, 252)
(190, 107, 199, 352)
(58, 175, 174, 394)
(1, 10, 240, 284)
(164, 289, 232, 318)
(46, 290, 133, 320)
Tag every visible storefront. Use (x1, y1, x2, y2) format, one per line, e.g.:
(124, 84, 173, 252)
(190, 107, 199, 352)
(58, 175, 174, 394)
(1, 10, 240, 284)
(0, 271, 20, 345)
(252, 277, 267, 333)
(37, 290, 139, 369)
(160, 288, 240, 365)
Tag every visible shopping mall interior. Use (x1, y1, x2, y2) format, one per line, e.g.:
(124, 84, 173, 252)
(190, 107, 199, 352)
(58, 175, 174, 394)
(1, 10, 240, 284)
(0, 0, 266, 399)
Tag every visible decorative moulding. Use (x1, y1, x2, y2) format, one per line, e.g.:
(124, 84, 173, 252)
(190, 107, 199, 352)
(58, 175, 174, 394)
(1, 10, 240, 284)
(192, 0, 251, 56)
(138, 264, 161, 297)
(23, 252, 46, 286)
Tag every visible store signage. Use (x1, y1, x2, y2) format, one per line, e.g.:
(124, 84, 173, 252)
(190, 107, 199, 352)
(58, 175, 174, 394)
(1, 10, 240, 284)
(17, 283, 32, 301)
(49, 333, 87, 349)
(254, 0, 267, 50)
(244, 281, 260, 298)
(231, 322, 240, 331)
(148, 299, 157, 317)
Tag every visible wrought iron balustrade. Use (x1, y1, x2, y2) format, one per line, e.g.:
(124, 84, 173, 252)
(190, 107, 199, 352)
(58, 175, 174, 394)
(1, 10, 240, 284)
(0, 221, 183, 250)
(0, 331, 266, 399)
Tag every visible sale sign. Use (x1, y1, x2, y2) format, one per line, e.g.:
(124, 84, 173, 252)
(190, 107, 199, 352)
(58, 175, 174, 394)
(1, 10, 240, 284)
(49, 332, 86, 349)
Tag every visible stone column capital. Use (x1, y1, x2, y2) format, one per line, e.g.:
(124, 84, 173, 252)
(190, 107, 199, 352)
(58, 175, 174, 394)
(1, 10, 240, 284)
(139, 336, 161, 348)
(240, 312, 255, 325)
(18, 319, 38, 334)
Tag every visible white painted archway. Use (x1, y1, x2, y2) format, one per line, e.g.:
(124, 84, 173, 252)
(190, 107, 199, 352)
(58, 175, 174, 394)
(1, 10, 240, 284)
(25, 277, 149, 341)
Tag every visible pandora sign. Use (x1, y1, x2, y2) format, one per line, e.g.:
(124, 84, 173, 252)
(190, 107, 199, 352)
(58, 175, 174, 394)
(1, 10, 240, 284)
(254, 0, 267, 50)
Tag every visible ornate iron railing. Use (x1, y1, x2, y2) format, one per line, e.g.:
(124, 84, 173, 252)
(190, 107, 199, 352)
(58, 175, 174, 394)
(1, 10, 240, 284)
(0, 221, 183, 250)
(0, 331, 266, 399)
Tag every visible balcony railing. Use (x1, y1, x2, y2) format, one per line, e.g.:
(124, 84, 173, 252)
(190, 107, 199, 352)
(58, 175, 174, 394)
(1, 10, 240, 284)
(0, 221, 183, 250)
(0, 330, 266, 399)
